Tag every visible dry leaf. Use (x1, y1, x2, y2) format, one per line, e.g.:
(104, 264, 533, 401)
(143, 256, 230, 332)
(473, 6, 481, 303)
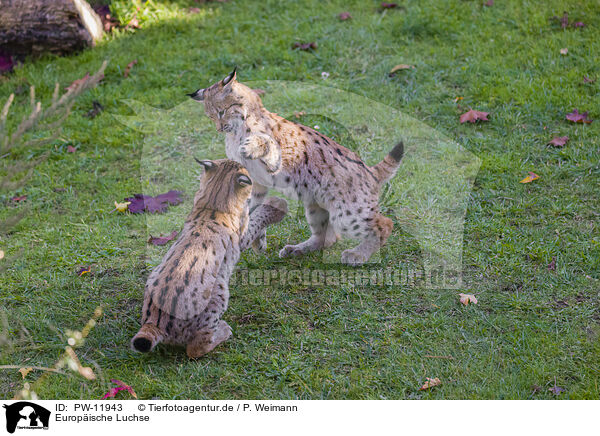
(78, 367, 96, 380)
(124, 191, 183, 214)
(459, 293, 478, 305)
(77, 266, 91, 276)
(560, 48, 568, 55)
(549, 385, 565, 395)
(460, 109, 490, 123)
(19, 367, 33, 379)
(338, 12, 352, 21)
(520, 172, 540, 183)
(103, 379, 137, 399)
(389, 64, 414, 77)
(420, 377, 441, 390)
(65, 73, 91, 92)
(114, 201, 131, 213)
(454, 96, 464, 103)
(381, 2, 398, 9)
(583, 76, 596, 84)
(292, 42, 317, 51)
(566, 109, 593, 124)
(548, 256, 557, 271)
(124, 60, 138, 78)
(548, 136, 569, 147)
(148, 231, 178, 246)
(11, 195, 27, 203)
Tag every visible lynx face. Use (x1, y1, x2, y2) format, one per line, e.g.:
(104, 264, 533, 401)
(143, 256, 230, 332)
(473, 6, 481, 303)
(188, 69, 260, 133)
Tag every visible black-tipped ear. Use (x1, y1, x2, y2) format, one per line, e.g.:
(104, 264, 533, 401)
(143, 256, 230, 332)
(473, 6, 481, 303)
(195, 157, 215, 169)
(236, 174, 252, 187)
(222, 67, 237, 86)
(187, 88, 205, 101)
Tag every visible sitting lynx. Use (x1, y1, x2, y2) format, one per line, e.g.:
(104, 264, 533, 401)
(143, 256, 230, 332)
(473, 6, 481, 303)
(132, 158, 287, 358)
(188, 69, 404, 265)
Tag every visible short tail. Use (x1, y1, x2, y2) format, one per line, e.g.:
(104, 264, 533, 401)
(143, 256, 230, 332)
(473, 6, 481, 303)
(371, 141, 404, 185)
(131, 324, 164, 353)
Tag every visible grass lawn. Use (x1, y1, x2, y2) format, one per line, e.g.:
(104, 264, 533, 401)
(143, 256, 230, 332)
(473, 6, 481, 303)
(1, 0, 599, 399)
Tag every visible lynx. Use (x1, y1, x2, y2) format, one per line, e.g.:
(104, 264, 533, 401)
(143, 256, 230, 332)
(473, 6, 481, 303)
(132, 158, 287, 358)
(189, 69, 404, 265)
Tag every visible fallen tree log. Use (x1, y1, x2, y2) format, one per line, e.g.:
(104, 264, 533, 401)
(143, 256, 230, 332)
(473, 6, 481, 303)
(0, 0, 103, 57)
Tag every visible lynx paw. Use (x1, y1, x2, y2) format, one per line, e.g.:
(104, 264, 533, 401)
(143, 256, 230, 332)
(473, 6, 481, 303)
(252, 231, 267, 253)
(240, 137, 265, 160)
(279, 244, 305, 258)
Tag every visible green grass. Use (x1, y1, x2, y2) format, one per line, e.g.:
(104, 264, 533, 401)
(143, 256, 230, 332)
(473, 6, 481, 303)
(1, 0, 599, 399)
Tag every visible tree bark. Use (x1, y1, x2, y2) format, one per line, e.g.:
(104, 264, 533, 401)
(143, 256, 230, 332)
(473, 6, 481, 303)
(0, 0, 103, 57)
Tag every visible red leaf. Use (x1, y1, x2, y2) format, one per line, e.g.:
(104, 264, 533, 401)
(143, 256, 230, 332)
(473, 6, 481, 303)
(573, 21, 585, 28)
(547, 256, 556, 271)
(67, 145, 77, 153)
(292, 42, 317, 51)
(109, 379, 138, 399)
(10, 195, 27, 202)
(124, 60, 138, 78)
(381, 2, 398, 8)
(548, 136, 569, 147)
(459, 109, 490, 124)
(77, 266, 91, 276)
(338, 12, 352, 20)
(565, 109, 593, 124)
(484, 0, 494, 6)
(124, 191, 183, 214)
(583, 76, 596, 84)
(148, 231, 178, 246)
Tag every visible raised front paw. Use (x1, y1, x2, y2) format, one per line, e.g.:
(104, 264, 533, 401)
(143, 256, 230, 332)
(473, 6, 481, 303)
(240, 136, 265, 160)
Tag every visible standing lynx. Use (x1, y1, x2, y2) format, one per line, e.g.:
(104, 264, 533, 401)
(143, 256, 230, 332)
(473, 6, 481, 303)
(188, 69, 404, 265)
(132, 158, 287, 358)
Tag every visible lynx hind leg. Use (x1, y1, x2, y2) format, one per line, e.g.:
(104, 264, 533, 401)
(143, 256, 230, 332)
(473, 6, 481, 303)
(279, 203, 329, 258)
(250, 183, 269, 253)
(341, 213, 393, 266)
(186, 321, 232, 359)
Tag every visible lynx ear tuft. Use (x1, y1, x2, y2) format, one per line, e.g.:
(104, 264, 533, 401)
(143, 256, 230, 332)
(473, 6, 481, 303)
(222, 67, 237, 86)
(194, 157, 215, 169)
(187, 88, 205, 101)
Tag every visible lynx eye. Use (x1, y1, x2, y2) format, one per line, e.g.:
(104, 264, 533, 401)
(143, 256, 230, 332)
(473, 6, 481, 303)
(236, 174, 252, 187)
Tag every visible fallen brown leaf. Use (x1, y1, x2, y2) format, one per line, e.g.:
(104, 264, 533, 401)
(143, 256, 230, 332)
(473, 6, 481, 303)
(460, 109, 490, 124)
(292, 42, 317, 51)
(547, 256, 556, 271)
(484, 0, 494, 6)
(11, 195, 27, 202)
(459, 293, 478, 305)
(381, 2, 398, 9)
(583, 76, 596, 84)
(520, 172, 540, 184)
(124, 60, 138, 78)
(389, 64, 415, 77)
(67, 145, 77, 153)
(148, 231, 178, 246)
(19, 367, 33, 379)
(548, 136, 569, 147)
(420, 377, 441, 391)
(338, 12, 352, 21)
(566, 109, 593, 124)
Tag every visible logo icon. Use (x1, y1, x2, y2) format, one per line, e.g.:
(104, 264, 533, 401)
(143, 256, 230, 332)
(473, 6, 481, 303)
(3, 402, 50, 434)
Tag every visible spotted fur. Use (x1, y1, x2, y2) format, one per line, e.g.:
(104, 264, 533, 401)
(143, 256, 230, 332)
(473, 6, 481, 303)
(131, 159, 287, 358)
(190, 69, 404, 265)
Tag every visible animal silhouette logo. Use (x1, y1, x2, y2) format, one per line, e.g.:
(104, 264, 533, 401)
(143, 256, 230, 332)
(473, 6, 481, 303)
(2, 402, 50, 433)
